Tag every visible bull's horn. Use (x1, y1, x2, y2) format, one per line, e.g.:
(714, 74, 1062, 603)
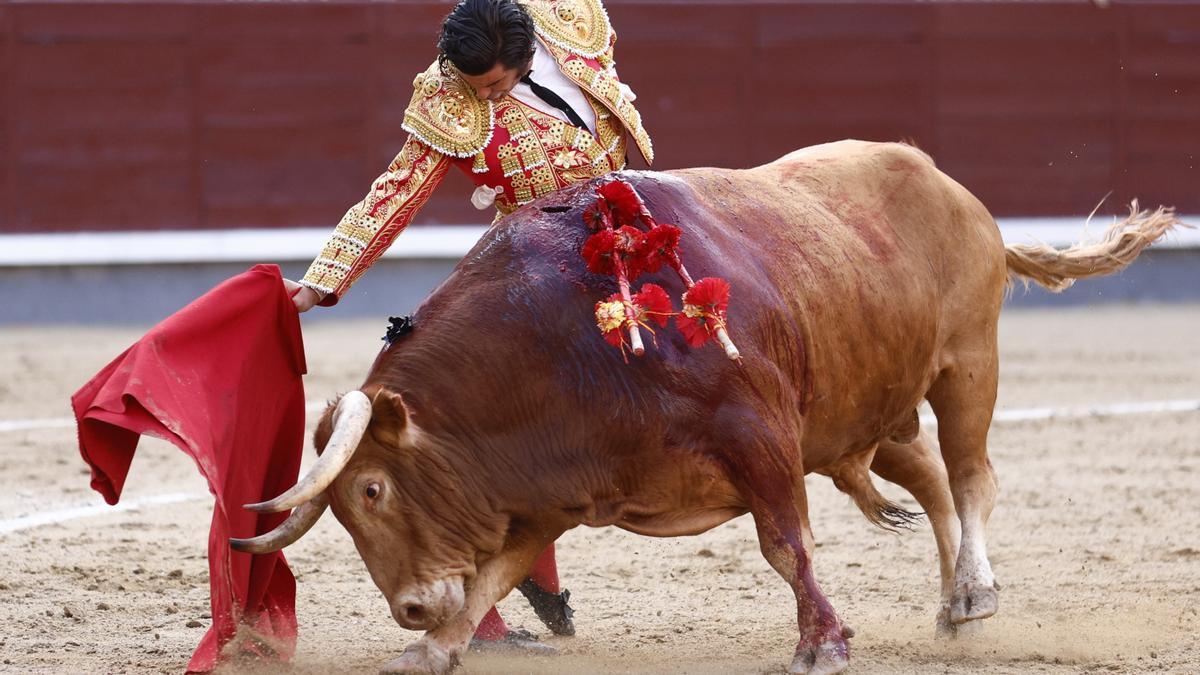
(244, 390, 372, 513)
(230, 492, 329, 554)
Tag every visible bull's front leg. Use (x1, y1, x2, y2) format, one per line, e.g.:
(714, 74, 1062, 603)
(379, 530, 558, 675)
(719, 421, 849, 674)
(750, 482, 852, 675)
(715, 405, 850, 673)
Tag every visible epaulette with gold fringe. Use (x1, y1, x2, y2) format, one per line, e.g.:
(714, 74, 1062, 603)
(523, 0, 613, 60)
(401, 61, 495, 159)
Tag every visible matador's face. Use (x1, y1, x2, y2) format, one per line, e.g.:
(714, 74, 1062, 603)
(459, 58, 532, 102)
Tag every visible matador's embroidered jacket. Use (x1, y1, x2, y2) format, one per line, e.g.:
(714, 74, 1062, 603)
(301, 0, 654, 304)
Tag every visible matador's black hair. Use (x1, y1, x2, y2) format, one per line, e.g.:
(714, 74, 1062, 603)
(437, 0, 536, 76)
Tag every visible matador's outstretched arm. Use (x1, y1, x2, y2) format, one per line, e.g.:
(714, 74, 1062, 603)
(301, 137, 452, 305)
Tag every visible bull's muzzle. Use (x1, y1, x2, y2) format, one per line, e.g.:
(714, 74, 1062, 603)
(390, 577, 465, 631)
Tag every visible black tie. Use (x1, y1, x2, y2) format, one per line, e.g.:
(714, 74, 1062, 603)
(520, 71, 588, 130)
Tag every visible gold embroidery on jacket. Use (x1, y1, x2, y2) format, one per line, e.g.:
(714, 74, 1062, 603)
(492, 99, 625, 215)
(302, 137, 451, 296)
(549, 45, 652, 164)
(401, 62, 494, 158)
(522, 0, 613, 60)
(472, 151, 488, 174)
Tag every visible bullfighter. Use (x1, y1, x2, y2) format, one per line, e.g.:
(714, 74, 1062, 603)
(283, 0, 654, 653)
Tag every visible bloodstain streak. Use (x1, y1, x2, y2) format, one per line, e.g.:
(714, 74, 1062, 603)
(842, 198, 897, 261)
(827, 189, 898, 263)
(797, 344, 813, 416)
(886, 158, 915, 173)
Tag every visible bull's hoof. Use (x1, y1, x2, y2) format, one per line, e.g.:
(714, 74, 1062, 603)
(935, 605, 984, 639)
(379, 640, 456, 675)
(950, 581, 999, 624)
(789, 638, 849, 675)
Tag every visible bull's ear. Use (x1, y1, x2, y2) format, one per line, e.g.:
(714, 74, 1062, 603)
(313, 397, 341, 456)
(370, 386, 411, 446)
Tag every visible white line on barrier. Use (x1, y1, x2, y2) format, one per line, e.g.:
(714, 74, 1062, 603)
(0, 491, 205, 535)
(1, 217, 1197, 266)
(0, 225, 491, 266)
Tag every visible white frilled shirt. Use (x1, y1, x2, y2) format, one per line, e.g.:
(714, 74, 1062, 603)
(511, 40, 599, 134)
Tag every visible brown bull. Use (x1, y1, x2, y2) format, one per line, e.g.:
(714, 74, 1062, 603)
(233, 140, 1178, 674)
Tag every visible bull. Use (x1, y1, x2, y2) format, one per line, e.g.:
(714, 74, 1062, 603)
(232, 140, 1178, 674)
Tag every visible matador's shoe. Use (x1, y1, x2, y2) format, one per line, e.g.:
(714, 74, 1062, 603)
(468, 628, 557, 655)
(516, 578, 576, 637)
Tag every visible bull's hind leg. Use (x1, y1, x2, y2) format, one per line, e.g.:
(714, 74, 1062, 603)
(926, 345, 1001, 626)
(871, 431, 967, 636)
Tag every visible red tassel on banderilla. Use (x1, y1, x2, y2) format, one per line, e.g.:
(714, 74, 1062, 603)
(580, 178, 741, 361)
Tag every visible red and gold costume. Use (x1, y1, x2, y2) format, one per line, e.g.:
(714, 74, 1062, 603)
(301, 0, 654, 304)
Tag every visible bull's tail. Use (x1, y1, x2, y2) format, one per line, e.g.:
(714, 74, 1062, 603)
(1004, 202, 1185, 293)
(825, 451, 924, 533)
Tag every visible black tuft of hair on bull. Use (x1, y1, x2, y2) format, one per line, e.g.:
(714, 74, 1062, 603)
(383, 315, 415, 345)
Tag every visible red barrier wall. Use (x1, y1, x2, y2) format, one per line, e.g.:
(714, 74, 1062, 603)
(1, 1, 1197, 233)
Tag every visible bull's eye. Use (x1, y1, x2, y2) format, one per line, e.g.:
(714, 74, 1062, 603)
(365, 482, 381, 499)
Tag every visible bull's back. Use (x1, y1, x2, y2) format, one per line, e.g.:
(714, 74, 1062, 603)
(475, 141, 1004, 471)
(658, 141, 1006, 465)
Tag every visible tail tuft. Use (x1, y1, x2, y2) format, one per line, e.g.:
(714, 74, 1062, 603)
(828, 455, 926, 533)
(1005, 202, 1187, 293)
(872, 502, 926, 532)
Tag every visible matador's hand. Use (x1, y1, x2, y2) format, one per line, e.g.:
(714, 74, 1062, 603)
(283, 278, 322, 313)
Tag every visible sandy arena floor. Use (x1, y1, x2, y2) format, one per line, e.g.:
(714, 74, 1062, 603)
(1, 304, 1198, 674)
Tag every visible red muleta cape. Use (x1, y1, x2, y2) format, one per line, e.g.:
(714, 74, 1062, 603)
(71, 264, 306, 673)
